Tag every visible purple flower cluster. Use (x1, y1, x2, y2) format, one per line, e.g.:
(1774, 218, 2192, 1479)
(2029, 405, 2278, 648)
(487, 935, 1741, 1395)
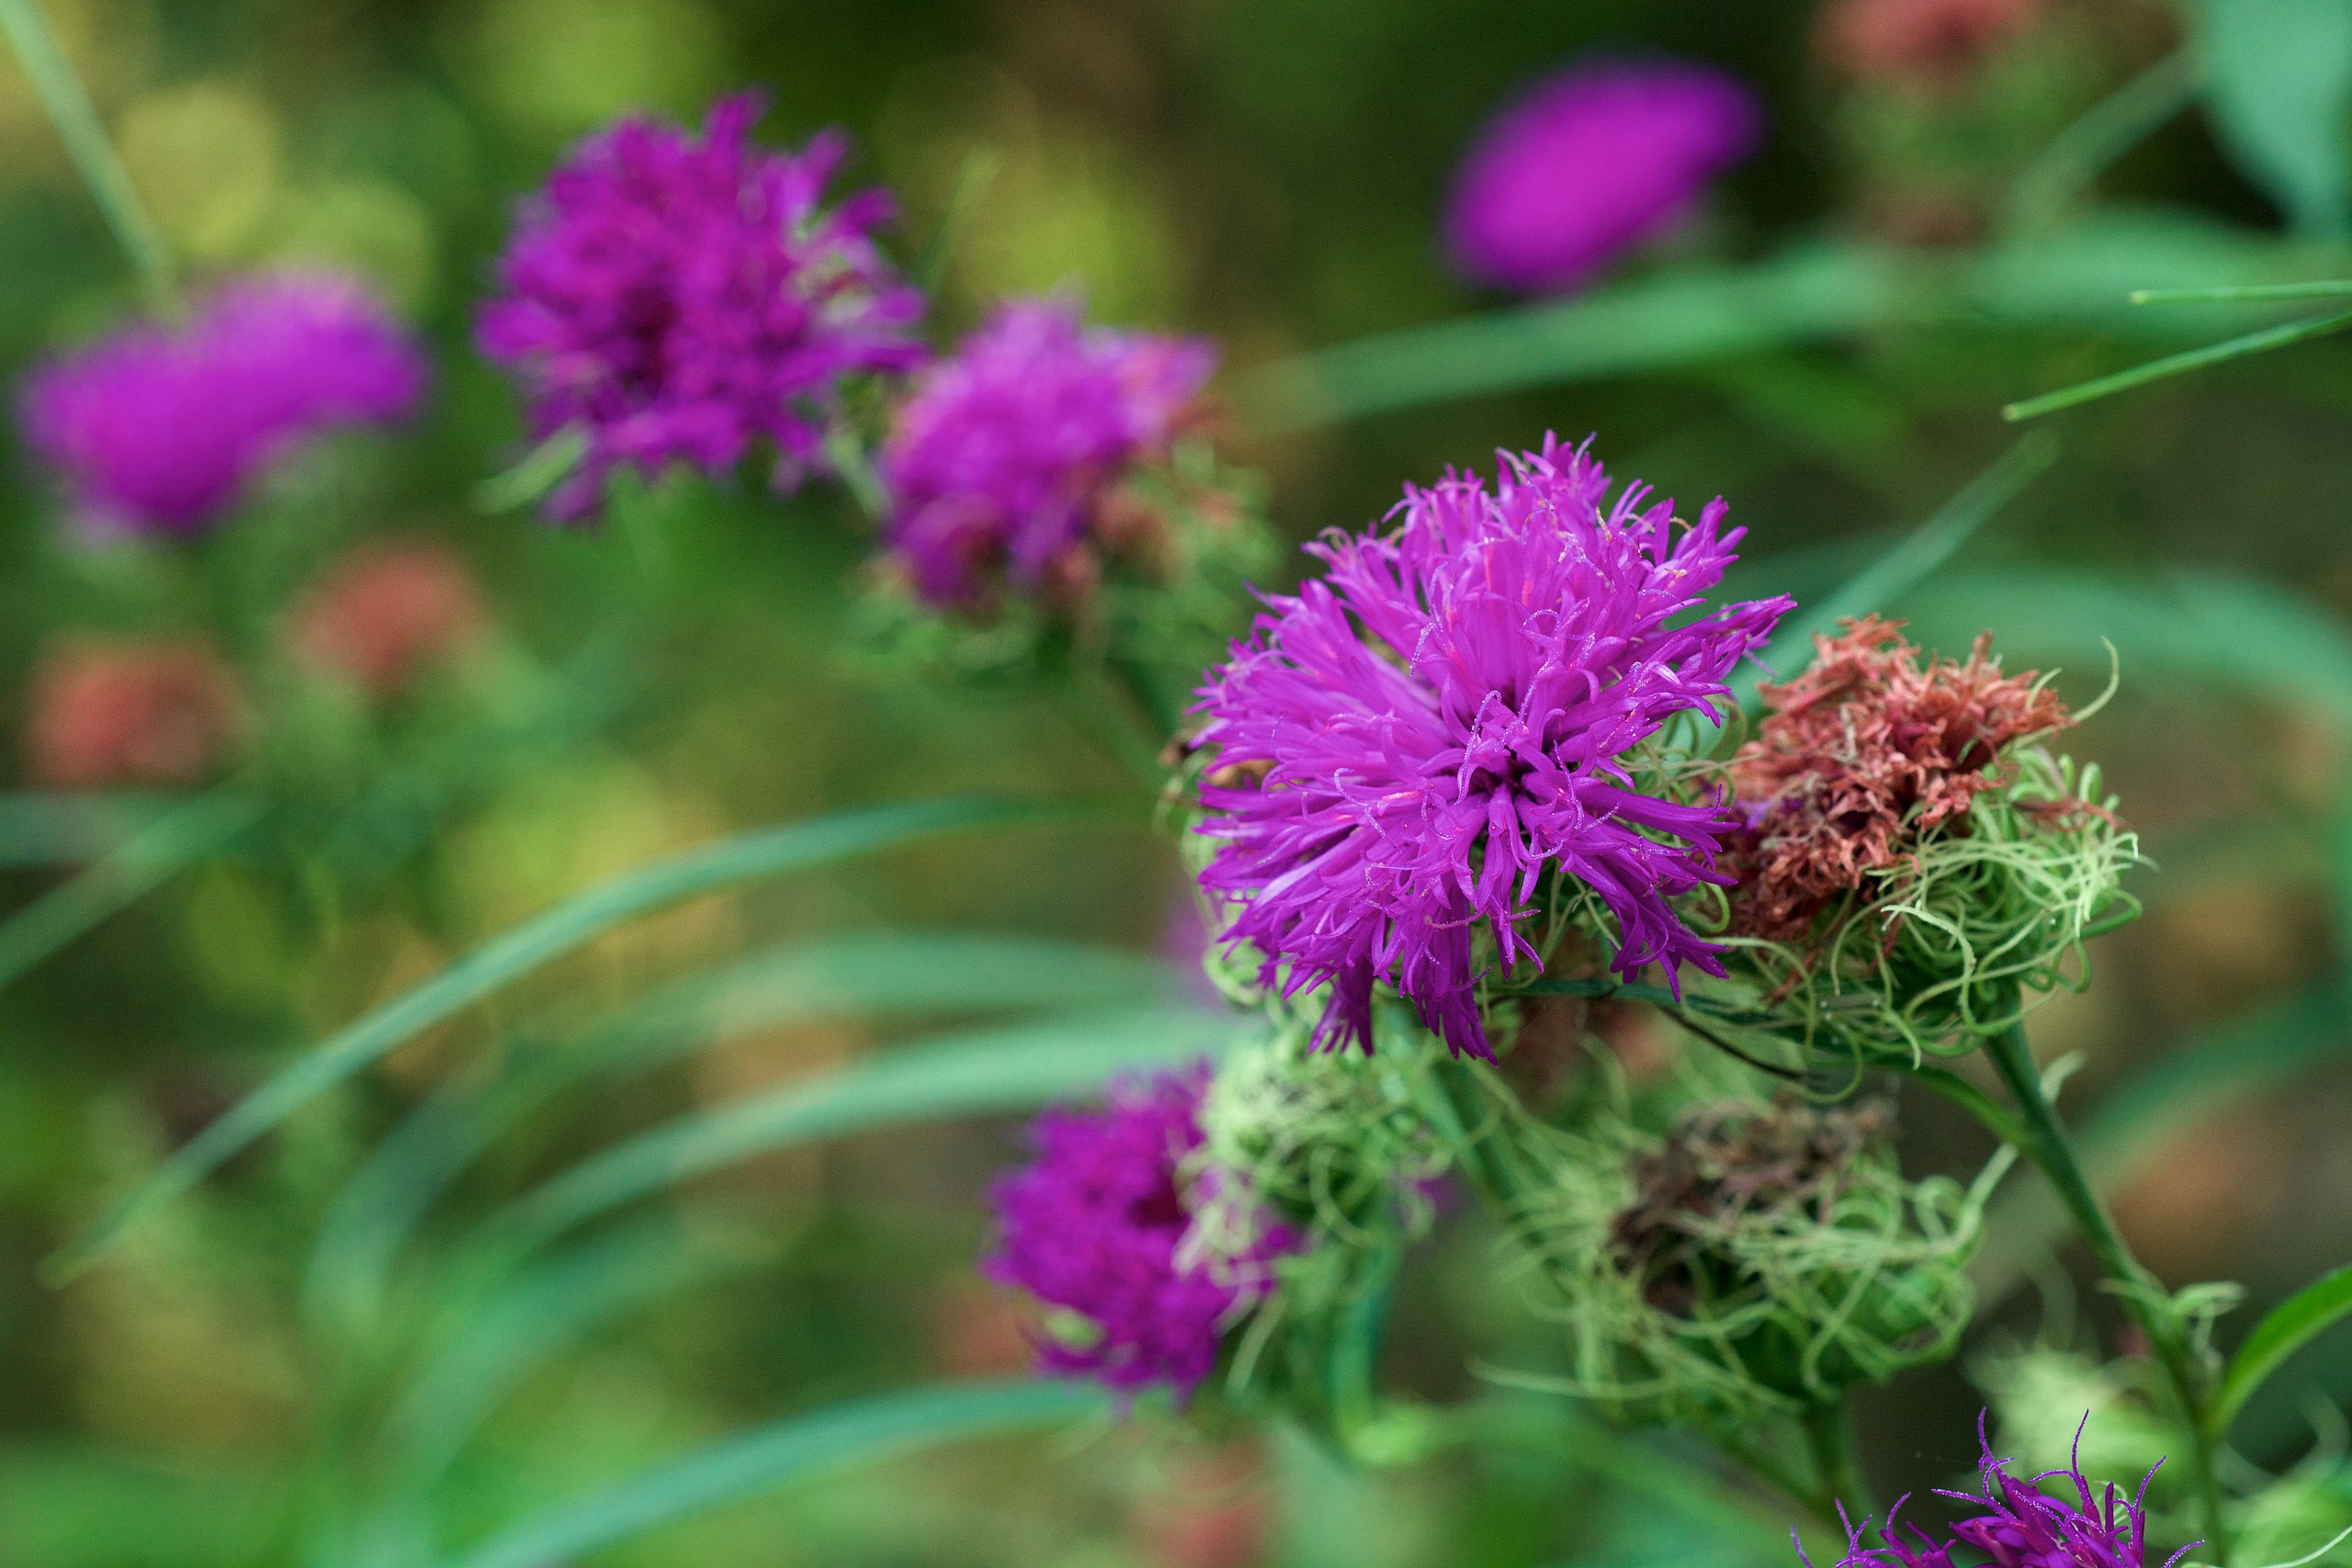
(1444, 59, 1762, 295)
(478, 93, 924, 522)
(879, 297, 1215, 607)
(1193, 436, 1789, 1060)
(19, 273, 426, 536)
(983, 1066, 1291, 1398)
(1826, 1423, 2194, 1568)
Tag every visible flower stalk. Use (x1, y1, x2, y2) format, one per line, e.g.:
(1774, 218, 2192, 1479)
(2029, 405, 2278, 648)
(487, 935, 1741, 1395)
(1978, 1015, 2231, 1563)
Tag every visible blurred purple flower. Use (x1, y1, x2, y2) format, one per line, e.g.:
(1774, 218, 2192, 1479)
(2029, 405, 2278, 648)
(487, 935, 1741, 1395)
(1193, 435, 1789, 1060)
(478, 92, 923, 522)
(1443, 59, 1762, 295)
(1825, 1420, 2195, 1568)
(879, 297, 1214, 606)
(983, 1066, 1292, 1398)
(19, 273, 426, 536)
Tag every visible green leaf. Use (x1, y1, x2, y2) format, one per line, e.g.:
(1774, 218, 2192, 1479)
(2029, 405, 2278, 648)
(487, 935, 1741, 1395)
(470, 1002, 1228, 1263)
(471, 428, 588, 514)
(2005, 52, 2203, 233)
(51, 795, 1129, 1278)
(2194, 0, 2352, 233)
(302, 931, 1184, 1335)
(0, 792, 265, 999)
(2004, 306, 2352, 420)
(1736, 434, 2059, 711)
(1242, 241, 1920, 433)
(2212, 1263, 2352, 1437)
(427, 1380, 1105, 1568)
(0, 792, 187, 866)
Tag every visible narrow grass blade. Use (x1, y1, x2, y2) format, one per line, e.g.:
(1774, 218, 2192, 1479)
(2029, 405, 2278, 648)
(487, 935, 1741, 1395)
(471, 428, 587, 514)
(302, 931, 1182, 1335)
(0, 0, 175, 305)
(2212, 1264, 2352, 1438)
(428, 1380, 1105, 1568)
(51, 794, 1127, 1278)
(0, 792, 264, 998)
(2005, 51, 2201, 234)
(0, 792, 183, 865)
(2133, 279, 2352, 304)
(2004, 307, 2352, 420)
(1737, 433, 2059, 710)
(472, 1002, 1227, 1262)
(915, 143, 1003, 293)
(1242, 242, 1917, 434)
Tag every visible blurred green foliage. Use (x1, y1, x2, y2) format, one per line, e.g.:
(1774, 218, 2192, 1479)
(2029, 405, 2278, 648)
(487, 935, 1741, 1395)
(6, 2, 2352, 1566)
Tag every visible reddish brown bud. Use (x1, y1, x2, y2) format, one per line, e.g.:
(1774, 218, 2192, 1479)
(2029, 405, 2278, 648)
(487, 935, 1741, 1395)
(291, 538, 485, 699)
(27, 637, 246, 790)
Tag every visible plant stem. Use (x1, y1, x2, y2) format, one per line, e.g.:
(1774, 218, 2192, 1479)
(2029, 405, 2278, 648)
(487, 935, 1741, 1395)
(1801, 1401, 1873, 1521)
(1981, 1019, 2231, 1562)
(0, 0, 176, 309)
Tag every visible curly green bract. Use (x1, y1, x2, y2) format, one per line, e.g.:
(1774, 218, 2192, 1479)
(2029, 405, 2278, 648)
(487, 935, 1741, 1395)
(1713, 746, 2142, 1065)
(1489, 1085, 2002, 1422)
(1185, 989, 1456, 1423)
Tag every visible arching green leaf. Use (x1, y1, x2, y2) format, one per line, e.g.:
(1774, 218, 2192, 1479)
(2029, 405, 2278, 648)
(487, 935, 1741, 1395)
(2213, 1264, 2352, 1437)
(51, 795, 1132, 1278)
(427, 1380, 1105, 1568)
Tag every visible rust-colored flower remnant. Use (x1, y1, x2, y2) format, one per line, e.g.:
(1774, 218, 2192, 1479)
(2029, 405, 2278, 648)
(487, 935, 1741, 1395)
(1817, 0, 2043, 90)
(1728, 615, 2071, 940)
(291, 538, 486, 700)
(27, 637, 247, 789)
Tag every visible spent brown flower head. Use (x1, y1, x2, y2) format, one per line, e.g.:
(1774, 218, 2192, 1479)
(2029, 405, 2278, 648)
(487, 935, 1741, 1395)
(1728, 615, 2070, 939)
(1611, 1094, 1891, 1316)
(291, 538, 485, 699)
(28, 637, 246, 789)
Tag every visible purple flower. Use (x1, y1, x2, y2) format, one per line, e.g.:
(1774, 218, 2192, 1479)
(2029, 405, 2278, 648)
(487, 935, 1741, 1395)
(982, 1066, 1292, 1398)
(879, 297, 1215, 606)
(1824, 1420, 2195, 1568)
(19, 273, 426, 536)
(478, 92, 923, 523)
(1444, 59, 1762, 295)
(1193, 436, 1789, 1060)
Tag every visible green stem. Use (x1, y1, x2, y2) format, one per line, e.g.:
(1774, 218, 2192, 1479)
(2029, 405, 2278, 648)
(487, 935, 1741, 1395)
(1058, 661, 1168, 794)
(2003, 50, 2199, 234)
(1800, 1401, 1873, 1522)
(0, 0, 175, 309)
(1981, 1020, 2231, 1562)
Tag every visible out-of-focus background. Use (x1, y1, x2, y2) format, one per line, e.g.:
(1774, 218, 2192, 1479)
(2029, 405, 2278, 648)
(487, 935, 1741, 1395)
(3, 2, 2352, 1565)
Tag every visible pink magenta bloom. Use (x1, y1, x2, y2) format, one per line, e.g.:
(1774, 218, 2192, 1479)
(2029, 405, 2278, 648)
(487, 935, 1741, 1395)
(19, 273, 426, 536)
(983, 1066, 1293, 1398)
(878, 297, 1214, 606)
(1826, 1421, 2195, 1568)
(1444, 59, 1762, 295)
(478, 93, 923, 522)
(1193, 436, 1790, 1060)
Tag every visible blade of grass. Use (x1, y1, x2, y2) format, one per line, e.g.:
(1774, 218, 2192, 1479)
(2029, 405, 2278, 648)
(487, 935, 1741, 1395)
(915, 143, 1003, 294)
(51, 794, 1134, 1279)
(2133, 279, 2352, 303)
(0, 792, 265, 998)
(2004, 306, 2352, 419)
(468, 1002, 1228, 1265)
(0, 792, 185, 865)
(2212, 1264, 2352, 1438)
(0, 0, 175, 306)
(427, 1380, 1105, 1568)
(2005, 51, 2201, 234)
(471, 428, 587, 514)
(301, 931, 1182, 1336)
(1736, 433, 2059, 711)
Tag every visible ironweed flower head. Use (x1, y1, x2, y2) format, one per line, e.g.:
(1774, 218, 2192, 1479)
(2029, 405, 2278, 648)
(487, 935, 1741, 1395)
(1826, 1418, 2193, 1568)
(879, 297, 1215, 608)
(1729, 615, 2072, 939)
(27, 637, 246, 789)
(20, 273, 426, 536)
(983, 1066, 1295, 1398)
(291, 538, 486, 699)
(478, 92, 923, 522)
(1193, 435, 1790, 1060)
(1444, 59, 1762, 295)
